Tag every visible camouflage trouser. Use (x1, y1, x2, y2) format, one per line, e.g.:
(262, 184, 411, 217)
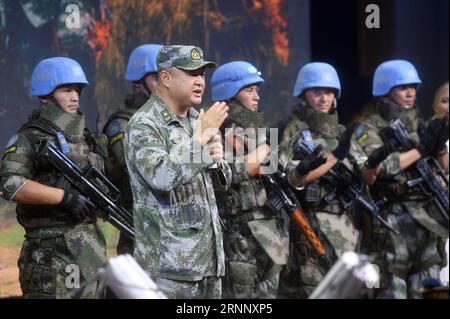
(18, 224, 107, 299)
(154, 276, 222, 299)
(222, 222, 283, 299)
(372, 205, 443, 299)
(279, 211, 359, 298)
(278, 225, 326, 298)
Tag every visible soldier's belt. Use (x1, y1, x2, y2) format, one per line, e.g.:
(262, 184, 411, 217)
(387, 192, 429, 203)
(24, 222, 96, 239)
(222, 208, 274, 224)
(309, 202, 342, 215)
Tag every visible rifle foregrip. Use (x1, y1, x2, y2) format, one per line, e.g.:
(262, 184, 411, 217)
(291, 208, 326, 256)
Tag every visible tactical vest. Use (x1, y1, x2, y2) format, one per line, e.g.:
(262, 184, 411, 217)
(16, 114, 107, 231)
(289, 106, 351, 215)
(217, 101, 269, 215)
(103, 107, 137, 211)
(105, 108, 135, 126)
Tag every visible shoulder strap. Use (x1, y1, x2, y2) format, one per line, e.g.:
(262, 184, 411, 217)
(20, 118, 65, 137)
(19, 118, 61, 145)
(103, 109, 134, 135)
(110, 109, 134, 122)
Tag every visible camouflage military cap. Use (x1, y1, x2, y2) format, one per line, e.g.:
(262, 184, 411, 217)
(157, 45, 216, 71)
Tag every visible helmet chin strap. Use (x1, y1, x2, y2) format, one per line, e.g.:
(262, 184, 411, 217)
(385, 96, 411, 109)
(49, 96, 61, 108)
(140, 80, 152, 97)
(298, 96, 337, 114)
(139, 73, 157, 97)
(332, 98, 338, 111)
(44, 85, 83, 110)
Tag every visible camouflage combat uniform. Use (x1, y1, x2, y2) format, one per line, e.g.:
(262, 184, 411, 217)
(278, 103, 361, 298)
(103, 93, 149, 255)
(125, 93, 231, 299)
(215, 101, 289, 299)
(0, 103, 107, 298)
(354, 100, 449, 299)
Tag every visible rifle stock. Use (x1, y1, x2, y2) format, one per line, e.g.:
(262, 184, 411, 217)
(226, 130, 334, 270)
(263, 171, 334, 270)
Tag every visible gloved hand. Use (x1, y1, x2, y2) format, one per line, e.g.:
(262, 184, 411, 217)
(434, 118, 449, 154)
(417, 118, 445, 157)
(331, 125, 355, 160)
(295, 144, 327, 176)
(59, 188, 94, 222)
(367, 140, 398, 168)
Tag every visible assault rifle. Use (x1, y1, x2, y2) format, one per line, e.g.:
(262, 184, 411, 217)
(35, 140, 135, 238)
(224, 128, 335, 271)
(262, 165, 335, 271)
(291, 136, 399, 235)
(387, 119, 449, 224)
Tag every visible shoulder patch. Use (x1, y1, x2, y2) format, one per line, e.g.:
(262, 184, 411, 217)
(108, 132, 125, 146)
(105, 119, 122, 138)
(302, 130, 315, 151)
(3, 134, 18, 158)
(161, 109, 175, 125)
(5, 134, 18, 148)
(354, 124, 368, 144)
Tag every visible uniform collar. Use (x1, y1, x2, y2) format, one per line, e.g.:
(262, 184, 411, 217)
(152, 93, 199, 126)
(294, 102, 340, 139)
(39, 103, 86, 142)
(376, 99, 420, 133)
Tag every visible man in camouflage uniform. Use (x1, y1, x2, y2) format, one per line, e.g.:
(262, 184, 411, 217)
(125, 45, 232, 299)
(210, 61, 289, 299)
(103, 44, 162, 255)
(355, 60, 449, 298)
(0, 57, 107, 298)
(278, 62, 362, 298)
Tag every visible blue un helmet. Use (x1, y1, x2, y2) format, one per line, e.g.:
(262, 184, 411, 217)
(293, 62, 341, 98)
(211, 61, 264, 101)
(31, 57, 89, 97)
(125, 44, 164, 81)
(372, 60, 422, 97)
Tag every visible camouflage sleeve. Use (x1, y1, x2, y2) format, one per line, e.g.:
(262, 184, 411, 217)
(222, 137, 250, 184)
(355, 123, 401, 177)
(348, 138, 368, 171)
(280, 120, 298, 150)
(278, 144, 294, 170)
(105, 118, 127, 169)
(229, 158, 250, 185)
(0, 133, 35, 201)
(277, 144, 302, 188)
(127, 121, 215, 192)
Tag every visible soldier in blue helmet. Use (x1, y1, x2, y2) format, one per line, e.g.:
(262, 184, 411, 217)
(103, 44, 163, 255)
(211, 61, 289, 299)
(0, 57, 108, 298)
(354, 60, 449, 298)
(278, 62, 361, 298)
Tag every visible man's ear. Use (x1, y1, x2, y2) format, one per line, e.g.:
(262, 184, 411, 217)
(159, 70, 171, 89)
